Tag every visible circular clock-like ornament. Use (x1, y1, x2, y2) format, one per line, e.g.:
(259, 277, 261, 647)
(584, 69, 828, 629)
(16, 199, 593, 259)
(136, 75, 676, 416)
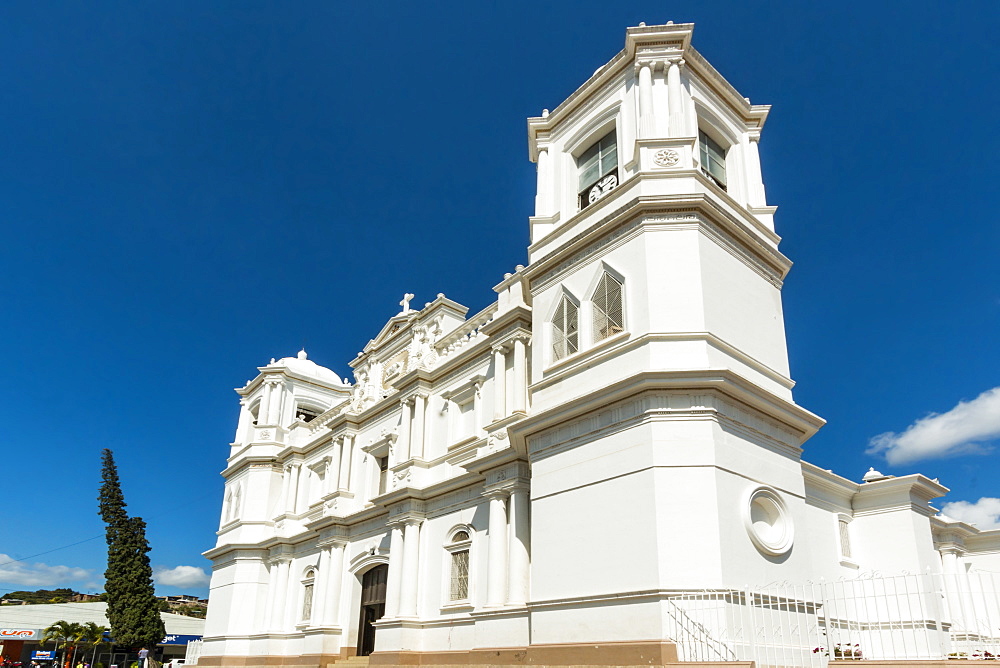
(744, 486, 794, 557)
(588, 173, 619, 204)
(653, 148, 680, 167)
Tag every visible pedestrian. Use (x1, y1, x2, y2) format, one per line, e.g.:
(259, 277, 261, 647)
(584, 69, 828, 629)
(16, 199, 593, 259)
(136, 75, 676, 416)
(137, 649, 148, 668)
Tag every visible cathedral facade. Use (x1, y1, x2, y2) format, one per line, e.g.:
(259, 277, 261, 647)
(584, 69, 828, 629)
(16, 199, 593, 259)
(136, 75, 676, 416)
(200, 23, 1000, 668)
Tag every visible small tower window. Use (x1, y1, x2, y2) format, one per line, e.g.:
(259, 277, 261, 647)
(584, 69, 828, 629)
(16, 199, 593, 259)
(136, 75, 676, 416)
(698, 129, 727, 191)
(377, 456, 389, 495)
(552, 295, 579, 361)
(578, 130, 618, 209)
(592, 273, 624, 341)
(295, 406, 321, 423)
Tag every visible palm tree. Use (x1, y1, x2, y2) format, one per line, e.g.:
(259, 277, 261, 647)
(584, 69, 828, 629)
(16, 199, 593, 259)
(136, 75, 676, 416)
(41, 621, 84, 668)
(79, 622, 109, 668)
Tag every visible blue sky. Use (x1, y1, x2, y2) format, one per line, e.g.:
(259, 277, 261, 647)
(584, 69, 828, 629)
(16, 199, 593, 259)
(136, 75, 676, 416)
(1, 1, 998, 598)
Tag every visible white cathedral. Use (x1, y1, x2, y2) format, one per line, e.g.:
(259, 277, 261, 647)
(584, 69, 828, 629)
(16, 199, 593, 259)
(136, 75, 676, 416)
(200, 23, 1000, 668)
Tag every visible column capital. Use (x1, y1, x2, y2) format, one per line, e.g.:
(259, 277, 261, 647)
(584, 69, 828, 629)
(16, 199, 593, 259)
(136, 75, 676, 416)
(492, 342, 509, 355)
(634, 59, 655, 74)
(483, 488, 510, 501)
(748, 130, 762, 143)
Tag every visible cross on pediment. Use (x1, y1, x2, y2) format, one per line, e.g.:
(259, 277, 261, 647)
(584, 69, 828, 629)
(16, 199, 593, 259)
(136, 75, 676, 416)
(399, 293, 415, 314)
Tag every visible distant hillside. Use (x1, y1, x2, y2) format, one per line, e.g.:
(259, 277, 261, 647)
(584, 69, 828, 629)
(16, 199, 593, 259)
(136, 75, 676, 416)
(1, 588, 104, 604)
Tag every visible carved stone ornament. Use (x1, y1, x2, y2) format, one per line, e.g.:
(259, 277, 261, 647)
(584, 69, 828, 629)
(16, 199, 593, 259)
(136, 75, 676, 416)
(653, 148, 680, 167)
(259, 430, 271, 440)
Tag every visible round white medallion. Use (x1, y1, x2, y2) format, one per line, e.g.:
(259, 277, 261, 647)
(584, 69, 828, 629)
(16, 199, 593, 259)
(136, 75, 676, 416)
(653, 148, 680, 167)
(744, 486, 793, 556)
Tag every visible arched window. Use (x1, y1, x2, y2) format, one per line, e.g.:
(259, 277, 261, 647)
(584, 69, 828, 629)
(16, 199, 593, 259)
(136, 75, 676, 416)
(445, 529, 472, 602)
(592, 272, 624, 341)
(301, 568, 316, 621)
(552, 295, 579, 361)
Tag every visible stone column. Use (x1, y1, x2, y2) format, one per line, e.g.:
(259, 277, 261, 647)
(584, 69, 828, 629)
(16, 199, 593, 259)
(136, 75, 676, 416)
(534, 146, 551, 216)
(260, 382, 273, 425)
(286, 463, 301, 515)
(474, 379, 485, 435)
(398, 519, 422, 618)
(745, 133, 767, 207)
(410, 393, 426, 460)
(269, 558, 291, 630)
(384, 525, 405, 618)
(511, 337, 528, 414)
(322, 542, 345, 625)
(338, 435, 353, 491)
(396, 398, 413, 464)
(507, 486, 530, 606)
(268, 381, 284, 427)
(666, 58, 686, 137)
(492, 345, 507, 421)
(279, 465, 292, 515)
(327, 442, 342, 496)
(486, 492, 509, 607)
(637, 60, 654, 138)
(235, 400, 251, 443)
(315, 546, 331, 625)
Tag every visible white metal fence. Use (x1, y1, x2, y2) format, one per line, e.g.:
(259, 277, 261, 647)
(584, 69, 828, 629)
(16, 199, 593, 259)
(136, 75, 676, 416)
(666, 571, 1000, 667)
(184, 639, 203, 666)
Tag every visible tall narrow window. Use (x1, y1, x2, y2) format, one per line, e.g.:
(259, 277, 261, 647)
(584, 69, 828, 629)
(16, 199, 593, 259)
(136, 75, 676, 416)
(551, 296, 579, 361)
(446, 529, 472, 602)
(377, 456, 389, 495)
(838, 518, 852, 559)
(698, 129, 727, 191)
(592, 273, 624, 341)
(578, 130, 618, 209)
(301, 569, 316, 621)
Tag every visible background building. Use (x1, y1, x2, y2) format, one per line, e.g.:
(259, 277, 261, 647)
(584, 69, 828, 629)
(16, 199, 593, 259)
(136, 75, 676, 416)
(0, 602, 204, 665)
(198, 22, 1000, 668)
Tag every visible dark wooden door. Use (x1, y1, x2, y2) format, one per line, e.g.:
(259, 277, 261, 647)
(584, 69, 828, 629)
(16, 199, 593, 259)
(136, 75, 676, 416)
(356, 564, 388, 656)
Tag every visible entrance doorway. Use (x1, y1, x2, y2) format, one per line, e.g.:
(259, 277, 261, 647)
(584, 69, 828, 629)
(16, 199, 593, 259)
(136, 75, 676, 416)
(356, 564, 388, 656)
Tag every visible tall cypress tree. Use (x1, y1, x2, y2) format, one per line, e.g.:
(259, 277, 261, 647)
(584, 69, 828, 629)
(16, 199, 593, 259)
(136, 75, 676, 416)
(98, 449, 165, 648)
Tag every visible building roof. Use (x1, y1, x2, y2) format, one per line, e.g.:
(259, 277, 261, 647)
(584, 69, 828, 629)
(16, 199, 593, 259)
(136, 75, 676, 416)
(0, 602, 204, 636)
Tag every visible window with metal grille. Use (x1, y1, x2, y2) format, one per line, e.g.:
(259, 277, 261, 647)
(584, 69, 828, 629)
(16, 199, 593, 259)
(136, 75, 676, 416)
(839, 518, 852, 559)
(698, 129, 727, 191)
(592, 273, 624, 341)
(552, 295, 579, 361)
(301, 569, 316, 621)
(450, 549, 470, 600)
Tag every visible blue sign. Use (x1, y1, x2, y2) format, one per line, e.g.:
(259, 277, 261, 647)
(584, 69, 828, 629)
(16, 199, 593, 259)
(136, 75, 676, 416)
(160, 635, 202, 645)
(32, 651, 57, 660)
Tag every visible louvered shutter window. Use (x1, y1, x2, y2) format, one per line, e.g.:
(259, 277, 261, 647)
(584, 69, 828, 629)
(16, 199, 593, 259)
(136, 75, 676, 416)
(593, 273, 624, 341)
(839, 519, 852, 559)
(552, 296, 579, 361)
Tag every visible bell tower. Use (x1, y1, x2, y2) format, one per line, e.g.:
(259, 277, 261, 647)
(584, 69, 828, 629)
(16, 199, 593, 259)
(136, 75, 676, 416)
(516, 22, 825, 619)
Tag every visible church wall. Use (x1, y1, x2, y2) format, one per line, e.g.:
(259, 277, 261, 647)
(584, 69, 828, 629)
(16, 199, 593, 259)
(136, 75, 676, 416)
(697, 230, 792, 387)
(530, 421, 662, 602)
(851, 509, 940, 574)
(643, 226, 707, 337)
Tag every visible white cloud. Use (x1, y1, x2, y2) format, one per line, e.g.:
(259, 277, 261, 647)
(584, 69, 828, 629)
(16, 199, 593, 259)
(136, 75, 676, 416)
(866, 387, 1000, 465)
(154, 565, 210, 588)
(0, 554, 94, 588)
(941, 498, 1000, 531)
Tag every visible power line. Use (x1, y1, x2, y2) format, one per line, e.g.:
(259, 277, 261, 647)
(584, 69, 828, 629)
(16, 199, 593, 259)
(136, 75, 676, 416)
(0, 536, 104, 569)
